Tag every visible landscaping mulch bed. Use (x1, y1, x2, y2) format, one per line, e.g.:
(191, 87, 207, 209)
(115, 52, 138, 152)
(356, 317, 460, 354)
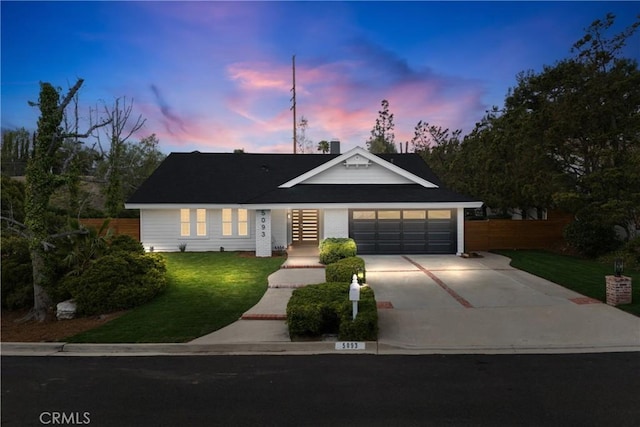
(1, 309, 126, 343)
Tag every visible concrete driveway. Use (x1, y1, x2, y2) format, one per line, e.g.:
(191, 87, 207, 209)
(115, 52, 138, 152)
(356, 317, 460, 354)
(363, 253, 640, 353)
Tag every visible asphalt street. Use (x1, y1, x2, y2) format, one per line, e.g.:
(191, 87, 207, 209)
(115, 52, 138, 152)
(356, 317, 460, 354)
(2, 353, 639, 426)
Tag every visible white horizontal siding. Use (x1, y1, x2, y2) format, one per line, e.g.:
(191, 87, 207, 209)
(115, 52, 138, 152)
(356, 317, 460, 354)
(303, 162, 414, 184)
(139, 209, 255, 252)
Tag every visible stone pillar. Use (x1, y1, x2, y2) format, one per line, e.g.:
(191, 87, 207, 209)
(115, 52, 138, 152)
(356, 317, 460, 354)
(605, 275, 632, 306)
(255, 209, 272, 257)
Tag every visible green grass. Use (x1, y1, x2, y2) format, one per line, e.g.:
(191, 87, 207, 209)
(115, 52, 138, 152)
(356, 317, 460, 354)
(494, 250, 640, 316)
(67, 252, 283, 343)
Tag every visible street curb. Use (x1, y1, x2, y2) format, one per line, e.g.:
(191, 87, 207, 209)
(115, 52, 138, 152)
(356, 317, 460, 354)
(1, 341, 379, 356)
(3, 341, 639, 356)
(1, 342, 65, 355)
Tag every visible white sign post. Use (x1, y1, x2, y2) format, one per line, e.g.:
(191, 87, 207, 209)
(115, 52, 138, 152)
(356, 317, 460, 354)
(349, 274, 360, 320)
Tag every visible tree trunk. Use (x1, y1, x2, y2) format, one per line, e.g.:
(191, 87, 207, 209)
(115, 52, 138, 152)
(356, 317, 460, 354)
(30, 246, 52, 321)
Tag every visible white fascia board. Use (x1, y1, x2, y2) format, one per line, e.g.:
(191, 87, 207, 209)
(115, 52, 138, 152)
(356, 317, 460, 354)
(125, 203, 243, 210)
(278, 146, 438, 188)
(127, 201, 484, 210)
(244, 201, 483, 210)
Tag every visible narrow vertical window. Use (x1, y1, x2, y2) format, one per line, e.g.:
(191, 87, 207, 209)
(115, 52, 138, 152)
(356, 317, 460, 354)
(180, 209, 191, 236)
(238, 209, 248, 236)
(222, 208, 232, 236)
(196, 209, 207, 236)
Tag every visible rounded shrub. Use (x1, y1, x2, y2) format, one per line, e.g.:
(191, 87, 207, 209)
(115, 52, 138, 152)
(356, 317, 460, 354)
(325, 256, 365, 283)
(63, 252, 167, 315)
(319, 238, 357, 264)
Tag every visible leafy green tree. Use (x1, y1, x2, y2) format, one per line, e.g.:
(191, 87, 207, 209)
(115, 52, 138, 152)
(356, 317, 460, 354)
(411, 120, 463, 190)
(367, 99, 397, 153)
(317, 140, 330, 154)
(1, 128, 34, 176)
(509, 13, 640, 235)
(95, 133, 165, 208)
(437, 13, 639, 230)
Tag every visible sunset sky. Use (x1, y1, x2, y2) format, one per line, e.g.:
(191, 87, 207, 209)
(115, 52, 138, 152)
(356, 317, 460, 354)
(1, 1, 638, 154)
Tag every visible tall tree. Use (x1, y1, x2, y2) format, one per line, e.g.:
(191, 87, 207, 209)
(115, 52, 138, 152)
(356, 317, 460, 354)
(20, 80, 110, 320)
(411, 120, 463, 190)
(508, 13, 640, 234)
(367, 99, 397, 153)
(95, 97, 146, 217)
(120, 134, 166, 200)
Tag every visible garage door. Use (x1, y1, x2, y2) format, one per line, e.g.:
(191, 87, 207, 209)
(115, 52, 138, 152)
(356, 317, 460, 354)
(349, 209, 456, 254)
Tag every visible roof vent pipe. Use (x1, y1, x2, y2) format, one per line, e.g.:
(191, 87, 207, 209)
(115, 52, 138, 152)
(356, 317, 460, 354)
(330, 139, 340, 154)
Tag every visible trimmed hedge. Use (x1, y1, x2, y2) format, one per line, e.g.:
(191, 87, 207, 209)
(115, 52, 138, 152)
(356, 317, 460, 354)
(319, 237, 357, 264)
(325, 256, 365, 283)
(286, 282, 378, 341)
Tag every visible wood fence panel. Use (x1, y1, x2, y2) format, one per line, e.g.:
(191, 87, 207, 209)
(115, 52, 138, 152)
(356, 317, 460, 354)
(465, 219, 571, 252)
(79, 218, 140, 240)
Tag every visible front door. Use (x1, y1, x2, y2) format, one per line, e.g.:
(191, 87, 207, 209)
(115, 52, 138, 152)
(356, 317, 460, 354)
(291, 209, 319, 244)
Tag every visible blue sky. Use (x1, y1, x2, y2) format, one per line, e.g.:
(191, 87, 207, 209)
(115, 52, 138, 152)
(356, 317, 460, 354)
(1, 1, 638, 153)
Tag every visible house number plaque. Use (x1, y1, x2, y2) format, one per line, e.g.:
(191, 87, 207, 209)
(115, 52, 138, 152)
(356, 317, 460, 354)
(256, 209, 271, 257)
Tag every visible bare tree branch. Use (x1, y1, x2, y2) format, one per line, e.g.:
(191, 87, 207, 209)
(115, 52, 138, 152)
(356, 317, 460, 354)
(58, 78, 84, 113)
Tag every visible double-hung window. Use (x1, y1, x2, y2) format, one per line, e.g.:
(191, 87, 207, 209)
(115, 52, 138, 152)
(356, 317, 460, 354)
(222, 208, 248, 237)
(180, 209, 207, 237)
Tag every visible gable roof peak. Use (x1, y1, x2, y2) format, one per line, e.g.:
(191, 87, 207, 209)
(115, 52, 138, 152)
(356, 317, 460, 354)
(278, 146, 438, 188)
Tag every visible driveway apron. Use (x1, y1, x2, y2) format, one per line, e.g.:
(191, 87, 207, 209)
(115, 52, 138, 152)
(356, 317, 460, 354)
(363, 253, 640, 352)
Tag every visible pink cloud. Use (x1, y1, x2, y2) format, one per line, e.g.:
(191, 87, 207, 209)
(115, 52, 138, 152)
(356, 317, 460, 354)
(227, 62, 292, 93)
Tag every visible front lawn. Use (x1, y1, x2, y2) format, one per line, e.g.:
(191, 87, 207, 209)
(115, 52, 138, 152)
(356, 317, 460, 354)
(494, 250, 640, 316)
(67, 252, 283, 343)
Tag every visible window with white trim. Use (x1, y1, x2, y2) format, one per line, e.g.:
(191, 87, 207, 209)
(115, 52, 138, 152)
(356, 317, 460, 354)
(180, 209, 191, 236)
(180, 209, 207, 237)
(196, 209, 207, 236)
(222, 208, 249, 237)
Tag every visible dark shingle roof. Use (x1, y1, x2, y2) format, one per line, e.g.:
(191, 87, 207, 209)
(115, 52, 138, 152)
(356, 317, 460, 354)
(126, 151, 476, 205)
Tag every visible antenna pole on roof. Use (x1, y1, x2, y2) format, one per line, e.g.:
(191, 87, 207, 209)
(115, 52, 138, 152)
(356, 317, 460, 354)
(291, 54, 297, 154)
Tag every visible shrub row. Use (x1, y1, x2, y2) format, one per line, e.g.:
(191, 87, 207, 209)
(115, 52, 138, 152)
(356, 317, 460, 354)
(286, 282, 378, 341)
(319, 238, 357, 264)
(325, 256, 365, 283)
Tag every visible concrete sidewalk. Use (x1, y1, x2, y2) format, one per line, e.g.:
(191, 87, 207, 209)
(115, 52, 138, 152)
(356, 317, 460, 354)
(3, 252, 639, 356)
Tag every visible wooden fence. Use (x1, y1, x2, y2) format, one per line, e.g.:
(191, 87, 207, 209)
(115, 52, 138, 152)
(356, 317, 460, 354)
(464, 218, 572, 252)
(79, 218, 140, 241)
